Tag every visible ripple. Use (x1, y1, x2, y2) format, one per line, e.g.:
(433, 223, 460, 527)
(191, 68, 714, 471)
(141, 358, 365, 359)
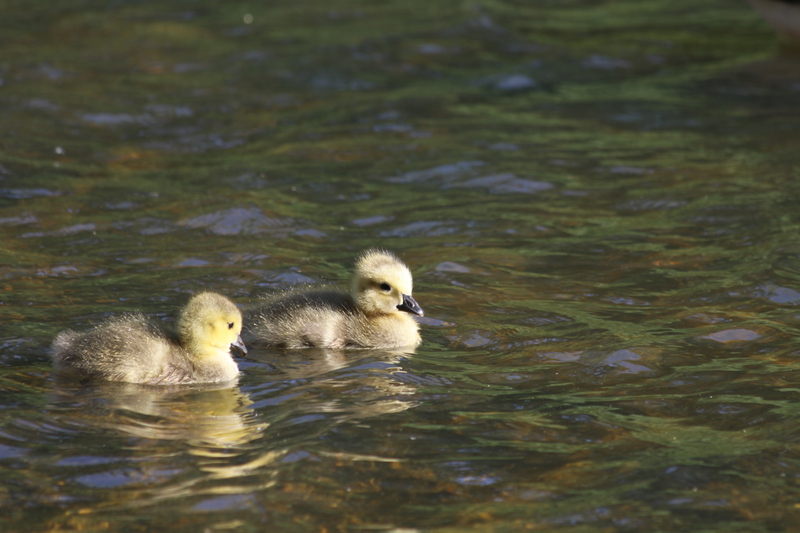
(0, 213, 36, 226)
(492, 74, 538, 92)
(447, 331, 496, 347)
(193, 493, 254, 511)
(177, 258, 211, 267)
(701, 329, 761, 343)
(76, 468, 180, 489)
(754, 283, 800, 304)
(436, 261, 470, 273)
(352, 215, 393, 227)
(452, 173, 554, 194)
(179, 207, 295, 236)
(583, 54, 632, 70)
(0, 442, 27, 459)
(245, 269, 317, 287)
(81, 113, 143, 126)
(0, 188, 61, 199)
(379, 220, 461, 238)
(21, 223, 97, 239)
(386, 161, 485, 184)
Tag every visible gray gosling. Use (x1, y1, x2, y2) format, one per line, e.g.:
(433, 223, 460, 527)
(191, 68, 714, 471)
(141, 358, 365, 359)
(51, 292, 247, 385)
(244, 249, 423, 349)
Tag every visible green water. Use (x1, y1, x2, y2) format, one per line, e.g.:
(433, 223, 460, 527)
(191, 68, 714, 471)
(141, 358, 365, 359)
(3, 0, 800, 530)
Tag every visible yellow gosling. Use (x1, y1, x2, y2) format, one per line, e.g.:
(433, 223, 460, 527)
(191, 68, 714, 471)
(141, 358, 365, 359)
(244, 249, 423, 349)
(51, 292, 247, 384)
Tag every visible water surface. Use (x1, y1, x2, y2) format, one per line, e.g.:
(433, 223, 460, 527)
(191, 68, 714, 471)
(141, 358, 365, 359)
(3, 0, 800, 531)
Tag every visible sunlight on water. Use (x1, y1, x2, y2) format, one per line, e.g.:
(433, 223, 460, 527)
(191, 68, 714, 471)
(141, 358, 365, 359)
(3, 0, 800, 531)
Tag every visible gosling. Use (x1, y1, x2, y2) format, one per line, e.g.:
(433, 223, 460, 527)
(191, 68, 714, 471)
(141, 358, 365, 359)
(244, 249, 423, 349)
(51, 292, 248, 385)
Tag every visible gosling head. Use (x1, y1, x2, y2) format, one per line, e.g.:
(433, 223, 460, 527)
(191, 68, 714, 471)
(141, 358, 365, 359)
(178, 292, 247, 359)
(350, 249, 424, 318)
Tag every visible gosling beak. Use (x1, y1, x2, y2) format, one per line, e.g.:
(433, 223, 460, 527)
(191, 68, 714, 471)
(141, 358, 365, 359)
(231, 334, 248, 357)
(397, 293, 424, 317)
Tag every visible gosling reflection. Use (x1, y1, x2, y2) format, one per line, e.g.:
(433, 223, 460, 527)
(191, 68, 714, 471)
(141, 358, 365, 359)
(50, 379, 265, 450)
(249, 345, 420, 420)
(48, 378, 280, 516)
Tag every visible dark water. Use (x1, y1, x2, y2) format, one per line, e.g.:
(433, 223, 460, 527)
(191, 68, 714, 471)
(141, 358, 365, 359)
(3, 0, 800, 530)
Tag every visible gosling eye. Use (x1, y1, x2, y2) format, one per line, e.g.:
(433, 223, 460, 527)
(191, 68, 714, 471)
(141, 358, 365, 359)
(379, 282, 391, 292)
(228, 322, 235, 330)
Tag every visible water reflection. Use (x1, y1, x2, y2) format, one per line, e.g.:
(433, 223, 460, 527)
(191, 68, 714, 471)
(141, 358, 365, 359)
(16, 347, 424, 529)
(49, 379, 265, 458)
(248, 346, 420, 420)
(4, 377, 276, 529)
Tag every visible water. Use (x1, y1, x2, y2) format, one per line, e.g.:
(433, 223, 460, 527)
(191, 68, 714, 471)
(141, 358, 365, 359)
(2, 0, 800, 530)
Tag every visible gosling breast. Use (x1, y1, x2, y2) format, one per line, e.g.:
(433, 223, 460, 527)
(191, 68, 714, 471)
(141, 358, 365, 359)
(51, 292, 247, 385)
(244, 249, 423, 349)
